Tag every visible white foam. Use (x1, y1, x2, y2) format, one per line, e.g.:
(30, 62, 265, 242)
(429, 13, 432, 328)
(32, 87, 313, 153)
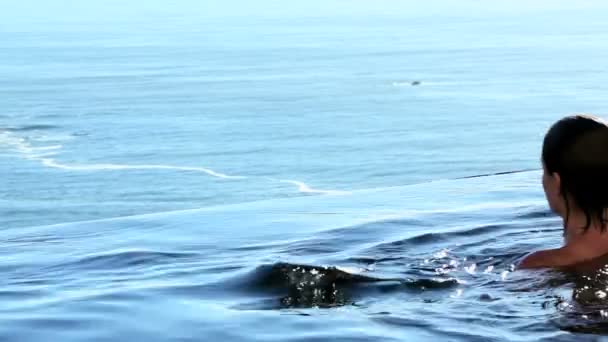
(39, 158, 244, 179)
(0, 132, 33, 156)
(1, 130, 347, 195)
(1, 130, 242, 179)
(278, 179, 349, 195)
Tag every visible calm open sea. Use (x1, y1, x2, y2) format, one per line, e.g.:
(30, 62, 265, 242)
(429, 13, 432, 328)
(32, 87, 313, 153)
(2, 1, 608, 340)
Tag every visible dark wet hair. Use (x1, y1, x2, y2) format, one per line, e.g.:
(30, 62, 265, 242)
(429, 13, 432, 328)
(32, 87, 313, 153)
(542, 115, 608, 232)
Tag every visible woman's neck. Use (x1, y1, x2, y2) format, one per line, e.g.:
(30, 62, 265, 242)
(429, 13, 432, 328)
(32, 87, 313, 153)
(564, 209, 608, 261)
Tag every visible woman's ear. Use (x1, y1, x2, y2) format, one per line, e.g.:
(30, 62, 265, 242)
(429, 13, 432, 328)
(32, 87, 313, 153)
(553, 172, 562, 195)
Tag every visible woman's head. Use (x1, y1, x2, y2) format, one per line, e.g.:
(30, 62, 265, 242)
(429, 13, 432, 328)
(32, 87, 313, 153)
(542, 115, 608, 232)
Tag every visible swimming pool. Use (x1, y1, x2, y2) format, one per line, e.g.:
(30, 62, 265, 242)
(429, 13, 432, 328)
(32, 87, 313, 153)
(3, 171, 606, 341)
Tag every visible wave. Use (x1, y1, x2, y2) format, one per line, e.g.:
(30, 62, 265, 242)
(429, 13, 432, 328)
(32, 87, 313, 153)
(373, 223, 520, 249)
(51, 250, 199, 271)
(1, 130, 346, 194)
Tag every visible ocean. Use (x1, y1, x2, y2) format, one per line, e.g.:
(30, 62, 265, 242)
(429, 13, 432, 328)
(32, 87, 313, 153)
(2, 1, 608, 340)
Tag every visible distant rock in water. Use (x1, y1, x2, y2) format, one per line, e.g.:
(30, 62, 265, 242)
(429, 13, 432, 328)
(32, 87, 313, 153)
(391, 81, 422, 87)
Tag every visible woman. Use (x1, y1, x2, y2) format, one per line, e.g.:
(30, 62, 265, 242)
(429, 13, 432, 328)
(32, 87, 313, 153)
(519, 115, 608, 269)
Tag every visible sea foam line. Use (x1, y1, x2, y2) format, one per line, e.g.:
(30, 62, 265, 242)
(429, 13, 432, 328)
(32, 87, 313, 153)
(38, 158, 244, 179)
(1, 130, 347, 195)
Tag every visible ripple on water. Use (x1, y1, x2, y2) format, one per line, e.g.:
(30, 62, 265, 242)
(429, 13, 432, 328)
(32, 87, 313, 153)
(4, 174, 608, 341)
(52, 250, 200, 271)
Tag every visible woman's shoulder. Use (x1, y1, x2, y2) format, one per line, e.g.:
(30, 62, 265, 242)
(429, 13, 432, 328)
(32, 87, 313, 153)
(518, 247, 574, 269)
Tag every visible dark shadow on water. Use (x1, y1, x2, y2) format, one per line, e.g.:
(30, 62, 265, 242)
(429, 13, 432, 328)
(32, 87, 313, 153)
(3, 124, 61, 132)
(229, 262, 461, 310)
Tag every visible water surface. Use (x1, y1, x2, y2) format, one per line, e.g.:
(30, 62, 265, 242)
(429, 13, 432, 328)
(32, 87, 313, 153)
(2, 1, 608, 340)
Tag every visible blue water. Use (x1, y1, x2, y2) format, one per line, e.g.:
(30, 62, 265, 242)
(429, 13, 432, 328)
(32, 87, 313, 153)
(2, 1, 608, 340)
